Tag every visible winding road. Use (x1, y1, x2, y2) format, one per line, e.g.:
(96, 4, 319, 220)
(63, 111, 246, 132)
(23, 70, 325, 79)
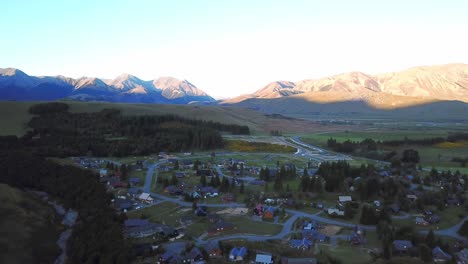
(139, 137, 467, 245)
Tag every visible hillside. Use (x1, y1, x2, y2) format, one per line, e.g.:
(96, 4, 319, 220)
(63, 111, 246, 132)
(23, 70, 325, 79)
(226, 63, 468, 104)
(0, 184, 60, 264)
(0, 68, 214, 103)
(0, 101, 333, 136)
(233, 92, 468, 121)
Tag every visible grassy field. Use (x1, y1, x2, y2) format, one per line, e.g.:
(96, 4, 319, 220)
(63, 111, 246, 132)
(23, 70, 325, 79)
(301, 129, 468, 171)
(126, 202, 185, 226)
(225, 139, 296, 153)
(0, 101, 333, 136)
(0, 183, 61, 264)
(318, 244, 373, 264)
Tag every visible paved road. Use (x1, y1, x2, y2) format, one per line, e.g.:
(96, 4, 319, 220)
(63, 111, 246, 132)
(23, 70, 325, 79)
(141, 157, 467, 245)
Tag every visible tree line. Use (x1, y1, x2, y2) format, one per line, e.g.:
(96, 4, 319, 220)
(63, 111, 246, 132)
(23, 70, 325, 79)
(22, 103, 250, 157)
(0, 146, 131, 263)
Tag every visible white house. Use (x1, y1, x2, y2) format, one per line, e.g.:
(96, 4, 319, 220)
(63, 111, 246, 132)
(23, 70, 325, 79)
(327, 208, 345, 216)
(255, 254, 273, 264)
(138, 193, 154, 204)
(338, 196, 352, 203)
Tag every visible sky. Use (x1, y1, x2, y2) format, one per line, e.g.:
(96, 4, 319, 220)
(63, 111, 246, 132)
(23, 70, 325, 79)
(2, 0, 468, 98)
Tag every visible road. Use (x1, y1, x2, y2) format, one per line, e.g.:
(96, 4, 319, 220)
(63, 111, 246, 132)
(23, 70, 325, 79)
(139, 150, 466, 245)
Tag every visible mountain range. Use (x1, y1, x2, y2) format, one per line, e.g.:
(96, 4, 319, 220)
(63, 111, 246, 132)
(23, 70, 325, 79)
(0, 68, 214, 104)
(1, 64, 468, 111)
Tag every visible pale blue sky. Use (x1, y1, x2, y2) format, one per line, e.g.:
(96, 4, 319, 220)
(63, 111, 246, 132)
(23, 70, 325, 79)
(2, 0, 467, 98)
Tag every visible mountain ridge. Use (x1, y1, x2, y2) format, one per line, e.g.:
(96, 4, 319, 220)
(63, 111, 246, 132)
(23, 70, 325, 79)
(0, 68, 214, 104)
(225, 63, 468, 105)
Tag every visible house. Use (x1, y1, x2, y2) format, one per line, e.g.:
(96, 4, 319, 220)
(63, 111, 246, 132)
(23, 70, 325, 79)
(263, 206, 275, 219)
(406, 194, 418, 201)
(197, 169, 213, 176)
(327, 208, 345, 216)
(393, 240, 413, 254)
(164, 185, 183, 195)
(280, 257, 317, 264)
(195, 206, 208, 216)
(255, 254, 273, 264)
(207, 214, 222, 223)
(209, 220, 234, 234)
(182, 159, 193, 168)
(159, 251, 181, 264)
(184, 247, 204, 263)
(302, 230, 327, 243)
(432, 246, 452, 262)
(303, 221, 317, 230)
(426, 215, 441, 224)
(338, 196, 352, 203)
(126, 223, 178, 238)
(389, 203, 400, 214)
(191, 191, 201, 199)
(456, 248, 468, 264)
(204, 241, 222, 258)
(99, 169, 108, 177)
(446, 197, 462, 206)
(415, 217, 429, 226)
(129, 177, 140, 186)
(229, 247, 247, 261)
(175, 172, 186, 178)
(124, 219, 150, 228)
(350, 230, 366, 245)
(290, 238, 313, 250)
(111, 181, 128, 188)
(254, 204, 263, 216)
(159, 165, 170, 172)
(127, 187, 141, 198)
(116, 199, 133, 212)
(138, 193, 154, 204)
(198, 186, 218, 196)
(251, 180, 266, 186)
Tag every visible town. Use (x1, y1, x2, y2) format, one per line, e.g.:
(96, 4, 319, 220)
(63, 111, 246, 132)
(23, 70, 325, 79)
(68, 134, 468, 264)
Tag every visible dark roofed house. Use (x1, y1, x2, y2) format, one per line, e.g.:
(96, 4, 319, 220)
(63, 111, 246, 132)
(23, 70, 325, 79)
(456, 248, 468, 264)
(129, 177, 140, 186)
(208, 220, 234, 234)
(175, 172, 186, 178)
(207, 214, 222, 223)
(127, 187, 141, 197)
(160, 251, 181, 264)
(199, 186, 218, 195)
(124, 219, 150, 228)
(432, 246, 452, 262)
(116, 199, 133, 212)
(393, 240, 413, 254)
(290, 238, 313, 250)
(389, 203, 400, 214)
(184, 247, 204, 263)
(127, 223, 179, 239)
(164, 185, 183, 195)
(229, 247, 247, 261)
(195, 206, 208, 216)
(197, 169, 213, 176)
(302, 230, 327, 243)
(251, 180, 266, 186)
(204, 241, 222, 258)
(426, 214, 441, 224)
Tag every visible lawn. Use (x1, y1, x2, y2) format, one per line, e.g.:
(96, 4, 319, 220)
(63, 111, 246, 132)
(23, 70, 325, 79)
(203, 215, 283, 240)
(301, 129, 468, 172)
(126, 202, 186, 227)
(393, 207, 466, 230)
(225, 139, 296, 153)
(318, 244, 373, 264)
